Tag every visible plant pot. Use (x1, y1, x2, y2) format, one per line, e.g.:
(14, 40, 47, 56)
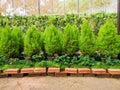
(10, 58, 15, 62)
(75, 51, 81, 55)
(47, 56, 54, 60)
(25, 57, 31, 60)
(53, 53, 59, 57)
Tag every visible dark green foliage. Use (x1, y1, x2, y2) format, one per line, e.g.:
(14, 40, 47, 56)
(90, 13, 117, 35)
(31, 54, 45, 62)
(54, 55, 96, 69)
(24, 26, 42, 56)
(79, 20, 95, 55)
(0, 13, 117, 34)
(97, 22, 118, 56)
(10, 60, 34, 68)
(63, 24, 79, 55)
(1, 59, 34, 71)
(0, 55, 9, 65)
(79, 55, 96, 67)
(44, 25, 63, 56)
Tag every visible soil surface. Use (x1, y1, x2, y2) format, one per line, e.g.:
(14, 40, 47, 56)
(0, 76, 120, 90)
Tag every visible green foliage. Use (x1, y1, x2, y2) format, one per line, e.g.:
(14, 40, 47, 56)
(0, 26, 22, 58)
(0, 13, 117, 35)
(24, 26, 42, 56)
(0, 26, 11, 57)
(0, 55, 9, 65)
(79, 20, 95, 55)
(12, 27, 24, 53)
(2, 64, 10, 71)
(97, 22, 118, 56)
(35, 60, 60, 68)
(11, 27, 24, 57)
(92, 62, 108, 69)
(54, 55, 96, 69)
(44, 25, 63, 56)
(9, 60, 34, 69)
(63, 24, 79, 55)
(115, 35, 120, 54)
(79, 55, 96, 67)
(31, 54, 45, 62)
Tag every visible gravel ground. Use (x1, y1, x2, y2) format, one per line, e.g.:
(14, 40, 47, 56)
(0, 76, 120, 90)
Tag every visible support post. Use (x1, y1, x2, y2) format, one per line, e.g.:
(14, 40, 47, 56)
(38, 0, 40, 15)
(52, 0, 54, 14)
(77, 0, 79, 14)
(118, 0, 120, 34)
(64, 0, 66, 14)
(117, 0, 120, 59)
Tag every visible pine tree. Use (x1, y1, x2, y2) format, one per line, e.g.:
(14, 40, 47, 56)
(79, 20, 95, 55)
(44, 25, 63, 56)
(0, 26, 23, 58)
(12, 27, 24, 54)
(63, 24, 79, 55)
(97, 22, 118, 56)
(0, 26, 11, 57)
(24, 26, 42, 56)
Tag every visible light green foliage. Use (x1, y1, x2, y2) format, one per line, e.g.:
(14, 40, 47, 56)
(44, 25, 63, 56)
(35, 60, 60, 68)
(12, 27, 24, 54)
(24, 26, 42, 56)
(63, 24, 79, 55)
(97, 22, 118, 56)
(0, 26, 11, 57)
(0, 26, 22, 57)
(116, 35, 120, 54)
(40, 32, 45, 51)
(79, 20, 95, 55)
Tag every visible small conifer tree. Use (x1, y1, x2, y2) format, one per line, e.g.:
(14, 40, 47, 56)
(79, 20, 95, 55)
(12, 27, 24, 54)
(63, 24, 79, 55)
(44, 25, 63, 56)
(24, 26, 42, 56)
(0, 26, 12, 57)
(0, 26, 23, 57)
(97, 22, 118, 56)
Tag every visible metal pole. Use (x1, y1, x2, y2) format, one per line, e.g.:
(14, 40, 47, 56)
(118, 0, 120, 34)
(117, 0, 120, 59)
(64, 0, 65, 14)
(24, 0, 26, 15)
(38, 0, 40, 15)
(52, 0, 54, 14)
(12, 0, 14, 8)
(91, 0, 93, 13)
(77, 0, 79, 14)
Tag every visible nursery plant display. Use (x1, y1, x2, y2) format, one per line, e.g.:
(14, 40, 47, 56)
(0, 13, 120, 72)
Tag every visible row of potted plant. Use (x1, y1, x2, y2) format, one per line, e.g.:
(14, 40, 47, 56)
(0, 19, 120, 61)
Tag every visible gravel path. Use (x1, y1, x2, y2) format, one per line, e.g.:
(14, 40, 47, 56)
(0, 76, 120, 90)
